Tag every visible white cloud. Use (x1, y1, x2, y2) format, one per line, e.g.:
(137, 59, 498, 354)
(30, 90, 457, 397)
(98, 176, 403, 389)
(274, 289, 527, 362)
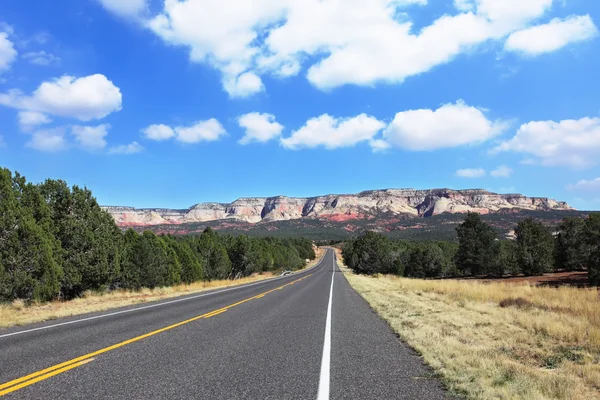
(174, 119, 227, 144)
(98, 0, 147, 18)
(281, 113, 385, 150)
(567, 178, 600, 191)
(505, 15, 598, 56)
(71, 124, 109, 151)
(456, 168, 486, 178)
(18, 111, 52, 132)
(109, 141, 144, 155)
(0, 74, 122, 121)
(141, 119, 227, 144)
(26, 127, 67, 152)
(491, 165, 513, 178)
(223, 72, 264, 98)
(142, 124, 175, 141)
(454, 0, 474, 12)
(103, 0, 558, 97)
(369, 139, 392, 152)
(384, 100, 506, 151)
(22, 51, 61, 66)
(493, 117, 600, 168)
(0, 31, 17, 72)
(238, 112, 283, 144)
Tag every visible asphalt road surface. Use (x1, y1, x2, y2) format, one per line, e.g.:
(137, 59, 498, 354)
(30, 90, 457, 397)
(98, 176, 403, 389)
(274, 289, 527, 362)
(0, 249, 447, 399)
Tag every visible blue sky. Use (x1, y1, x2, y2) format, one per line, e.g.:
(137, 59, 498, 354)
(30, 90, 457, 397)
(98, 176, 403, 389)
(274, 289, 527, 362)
(0, 0, 599, 209)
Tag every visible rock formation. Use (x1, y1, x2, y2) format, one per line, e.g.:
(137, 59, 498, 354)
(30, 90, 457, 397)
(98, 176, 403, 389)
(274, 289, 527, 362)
(102, 189, 573, 227)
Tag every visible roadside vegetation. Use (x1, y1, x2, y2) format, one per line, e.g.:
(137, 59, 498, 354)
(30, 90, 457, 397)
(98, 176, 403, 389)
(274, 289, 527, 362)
(0, 168, 316, 307)
(0, 247, 325, 328)
(340, 213, 600, 399)
(342, 212, 600, 284)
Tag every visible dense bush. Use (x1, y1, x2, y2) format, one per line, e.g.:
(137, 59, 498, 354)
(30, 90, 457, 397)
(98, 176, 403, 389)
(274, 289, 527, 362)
(0, 168, 316, 302)
(343, 212, 600, 285)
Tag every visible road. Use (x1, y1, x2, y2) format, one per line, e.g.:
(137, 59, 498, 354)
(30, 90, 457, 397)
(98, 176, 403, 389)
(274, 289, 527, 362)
(0, 249, 447, 399)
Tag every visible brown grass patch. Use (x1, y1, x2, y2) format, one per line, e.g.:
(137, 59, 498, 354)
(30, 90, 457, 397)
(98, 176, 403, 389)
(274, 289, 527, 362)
(335, 249, 600, 399)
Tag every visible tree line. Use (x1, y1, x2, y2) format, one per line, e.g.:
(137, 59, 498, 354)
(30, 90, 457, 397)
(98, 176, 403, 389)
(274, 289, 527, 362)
(0, 168, 315, 303)
(342, 212, 600, 285)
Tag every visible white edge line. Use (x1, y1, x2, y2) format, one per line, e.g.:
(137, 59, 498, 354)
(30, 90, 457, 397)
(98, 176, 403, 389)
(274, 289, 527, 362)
(317, 252, 335, 400)
(0, 251, 328, 339)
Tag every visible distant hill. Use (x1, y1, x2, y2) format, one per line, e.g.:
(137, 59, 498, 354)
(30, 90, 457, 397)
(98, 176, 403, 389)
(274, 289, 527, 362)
(102, 189, 579, 240)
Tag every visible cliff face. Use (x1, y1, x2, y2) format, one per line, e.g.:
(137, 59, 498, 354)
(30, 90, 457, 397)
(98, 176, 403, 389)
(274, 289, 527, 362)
(102, 189, 573, 227)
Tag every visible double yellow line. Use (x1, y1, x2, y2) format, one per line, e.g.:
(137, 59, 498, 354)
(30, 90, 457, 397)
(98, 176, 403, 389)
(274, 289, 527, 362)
(0, 274, 312, 397)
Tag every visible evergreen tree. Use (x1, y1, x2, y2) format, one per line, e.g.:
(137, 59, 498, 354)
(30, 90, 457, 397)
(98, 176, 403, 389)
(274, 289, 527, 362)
(346, 231, 395, 275)
(165, 237, 204, 284)
(128, 231, 181, 289)
(515, 218, 554, 276)
(554, 217, 588, 272)
(39, 181, 122, 298)
(584, 213, 600, 286)
(192, 228, 232, 281)
(455, 212, 499, 276)
(0, 169, 62, 302)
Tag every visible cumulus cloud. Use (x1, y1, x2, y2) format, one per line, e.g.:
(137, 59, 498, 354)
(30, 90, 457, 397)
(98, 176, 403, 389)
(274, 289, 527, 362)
(491, 165, 513, 178)
(97, 0, 147, 18)
(0, 31, 17, 72)
(238, 112, 284, 145)
(567, 178, 600, 192)
(0, 74, 122, 121)
(175, 119, 227, 144)
(505, 15, 598, 56)
(71, 124, 109, 151)
(18, 111, 52, 132)
(26, 127, 67, 152)
(22, 51, 61, 66)
(384, 100, 506, 151)
(456, 168, 486, 178)
(224, 72, 265, 98)
(142, 124, 175, 141)
(492, 117, 600, 168)
(100, 0, 560, 97)
(109, 141, 144, 155)
(141, 119, 227, 144)
(281, 114, 386, 150)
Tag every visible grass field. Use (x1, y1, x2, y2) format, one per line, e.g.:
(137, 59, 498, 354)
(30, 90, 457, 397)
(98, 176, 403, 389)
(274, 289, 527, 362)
(337, 251, 600, 399)
(0, 247, 325, 329)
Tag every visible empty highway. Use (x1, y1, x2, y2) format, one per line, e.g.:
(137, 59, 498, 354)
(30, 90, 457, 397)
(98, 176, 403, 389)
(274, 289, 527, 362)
(0, 249, 447, 399)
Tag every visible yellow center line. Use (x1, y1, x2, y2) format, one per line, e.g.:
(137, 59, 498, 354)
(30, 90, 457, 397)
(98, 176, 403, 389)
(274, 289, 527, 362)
(203, 309, 227, 319)
(0, 358, 95, 397)
(0, 273, 313, 397)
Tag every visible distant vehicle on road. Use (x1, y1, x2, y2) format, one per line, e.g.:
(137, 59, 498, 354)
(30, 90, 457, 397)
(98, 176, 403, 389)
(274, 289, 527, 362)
(280, 270, 293, 276)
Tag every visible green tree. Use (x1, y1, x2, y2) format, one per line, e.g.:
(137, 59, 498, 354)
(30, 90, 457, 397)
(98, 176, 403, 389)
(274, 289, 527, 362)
(554, 217, 588, 272)
(584, 214, 600, 286)
(345, 231, 395, 275)
(164, 237, 204, 284)
(124, 231, 181, 289)
(191, 228, 232, 281)
(455, 212, 499, 276)
(39, 181, 122, 298)
(0, 169, 62, 301)
(498, 240, 519, 276)
(515, 218, 554, 276)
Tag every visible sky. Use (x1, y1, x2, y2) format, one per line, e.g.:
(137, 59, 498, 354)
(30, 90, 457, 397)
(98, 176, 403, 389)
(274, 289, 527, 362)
(0, 0, 599, 210)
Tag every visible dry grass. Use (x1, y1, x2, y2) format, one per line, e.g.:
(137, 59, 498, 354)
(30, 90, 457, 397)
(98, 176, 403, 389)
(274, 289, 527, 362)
(336, 250, 600, 400)
(0, 247, 325, 329)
